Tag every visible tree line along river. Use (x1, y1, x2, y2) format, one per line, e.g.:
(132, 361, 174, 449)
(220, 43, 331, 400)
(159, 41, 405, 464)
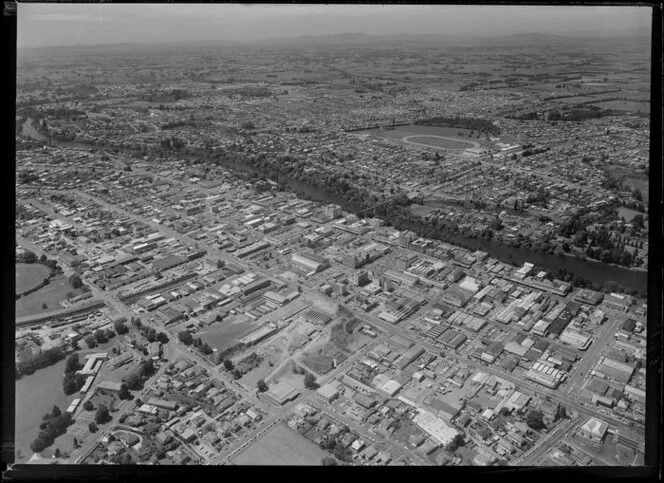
(29, 129, 647, 294)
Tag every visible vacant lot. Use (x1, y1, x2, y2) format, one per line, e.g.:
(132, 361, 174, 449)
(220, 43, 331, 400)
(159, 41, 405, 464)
(16, 263, 50, 294)
(231, 423, 327, 465)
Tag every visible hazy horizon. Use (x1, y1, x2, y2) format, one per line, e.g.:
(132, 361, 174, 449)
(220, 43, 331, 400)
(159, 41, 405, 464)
(17, 4, 651, 49)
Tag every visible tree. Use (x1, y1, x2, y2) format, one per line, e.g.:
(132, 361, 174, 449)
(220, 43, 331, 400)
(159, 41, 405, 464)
(526, 409, 546, 431)
(21, 250, 37, 264)
(69, 274, 83, 289)
(633, 188, 643, 201)
(322, 456, 338, 466)
(157, 332, 169, 344)
(631, 214, 644, 229)
(63, 372, 80, 395)
(126, 373, 142, 390)
(119, 383, 131, 400)
(42, 302, 48, 310)
(114, 320, 128, 334)
(94, 404, 111, 425)
(304, 372, 319, 390)
(65, 353, 80, 373)
(94, 329, 108, 344)
(178, 330, 194, 345)
(51, 405, 62, 418)
(106, 328, 116, 339)
(257, 379, 268, 392)
(54, 448, 61, 458)
(223, 359, 234, 371)
(83, 400, 94, 411)
(555, 405, 568, 421)
(232, 369, 242, 380)
(88, 422, 98, 433)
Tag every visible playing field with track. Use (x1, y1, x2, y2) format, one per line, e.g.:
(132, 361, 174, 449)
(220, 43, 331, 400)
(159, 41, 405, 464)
(402, 135, 479, 150)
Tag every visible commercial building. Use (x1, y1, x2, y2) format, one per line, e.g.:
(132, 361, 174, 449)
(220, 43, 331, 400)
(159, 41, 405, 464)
(573, 288, 604, 306)
(525, 360, 565, 389)
(291, 253, 330, 274)
(264, 381, 300, 406)
(596, 356, 635, 384)
(147, 398, 178, 411)
(413, 409, 459, 447)
(559, 329, 591, 350)
(316, 382, 341, 403)
(603, 293, 634, 312)
(380, 380, 403, 397)
(580, 417, 608, 442)
(394, 345, 425, 370)
(440, 285, 474, 308)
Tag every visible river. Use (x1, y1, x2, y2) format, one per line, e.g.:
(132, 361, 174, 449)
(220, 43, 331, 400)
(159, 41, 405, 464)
(31, 131, 647, 293)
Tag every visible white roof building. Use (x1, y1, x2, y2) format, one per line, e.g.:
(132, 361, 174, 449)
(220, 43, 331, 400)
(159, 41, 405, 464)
(413, 409, 459, 446)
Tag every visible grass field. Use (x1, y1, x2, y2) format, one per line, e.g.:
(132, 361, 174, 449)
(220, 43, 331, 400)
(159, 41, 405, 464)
(592, 100, 649, 113)
(15, 359, 73, 462)
(231, 423, 328, 465)
(15, 275, 82, 318)
(198, 318, 258, 352)
(16, 263, 51, 294)
(403, 135, 477, 150)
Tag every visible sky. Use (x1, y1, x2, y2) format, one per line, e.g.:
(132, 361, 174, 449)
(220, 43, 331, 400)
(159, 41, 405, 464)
(17, 4, 652, 48)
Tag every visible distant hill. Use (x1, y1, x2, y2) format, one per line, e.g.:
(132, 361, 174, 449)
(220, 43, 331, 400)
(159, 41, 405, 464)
(256, 31, 650, 48)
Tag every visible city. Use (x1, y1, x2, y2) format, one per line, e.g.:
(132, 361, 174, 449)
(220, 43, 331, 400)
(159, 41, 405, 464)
(12, 4, 651, 469)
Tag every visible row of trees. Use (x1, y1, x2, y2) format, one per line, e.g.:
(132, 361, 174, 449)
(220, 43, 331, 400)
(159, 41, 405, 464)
(125, 359, 157, 391)
(413, 116, 500, 135)
(178, 330, 212, 355)
(63, 353, 86, 395)
(83, 327, 116, 348)
(16, 346, 66, 378)
(30, 406, 73, 453)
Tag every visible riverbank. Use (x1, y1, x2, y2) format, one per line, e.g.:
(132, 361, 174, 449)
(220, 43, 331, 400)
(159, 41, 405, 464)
(28, 133, 647, 294)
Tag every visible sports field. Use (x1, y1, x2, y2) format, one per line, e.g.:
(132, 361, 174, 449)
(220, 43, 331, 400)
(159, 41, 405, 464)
(231, 423, 328, 465)
(16, 275, 82, 318)
(16, 263, 50, 294)
(402, 135, 478, 150)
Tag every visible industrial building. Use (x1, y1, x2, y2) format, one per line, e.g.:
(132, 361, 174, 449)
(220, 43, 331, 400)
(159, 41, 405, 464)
(413, 409, 460, 446)
(525, 360, 565, 389)
(290, 252, 330, 274)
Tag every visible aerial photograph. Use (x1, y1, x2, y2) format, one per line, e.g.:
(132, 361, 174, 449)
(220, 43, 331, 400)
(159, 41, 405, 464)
(11, 3, 654, 469)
